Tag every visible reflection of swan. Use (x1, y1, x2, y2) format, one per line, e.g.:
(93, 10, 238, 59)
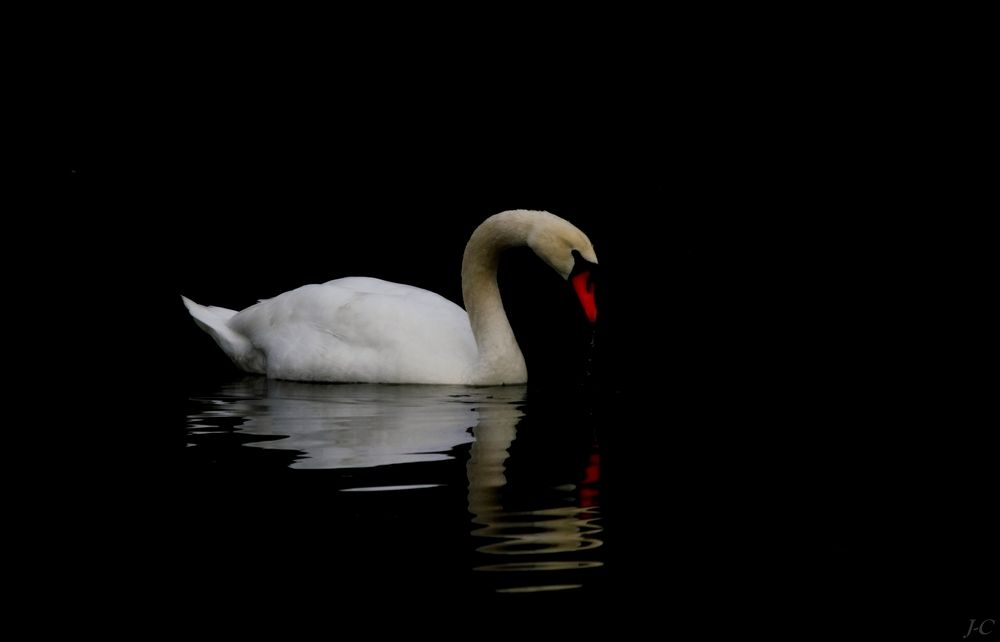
(182, 210, 598, 384)
(467, 401, 604, 592)
(188, 379, 525, 471)
(187, 379, 604, 592)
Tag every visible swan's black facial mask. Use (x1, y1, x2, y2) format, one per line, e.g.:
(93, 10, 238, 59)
(570, 250, 598, 324)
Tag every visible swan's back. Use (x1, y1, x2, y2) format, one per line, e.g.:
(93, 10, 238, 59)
(229, 277, 478, 383)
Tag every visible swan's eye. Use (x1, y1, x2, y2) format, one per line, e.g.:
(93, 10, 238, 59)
(570, 249, 594, 270)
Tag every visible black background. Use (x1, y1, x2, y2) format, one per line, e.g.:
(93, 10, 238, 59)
(47, 16, 994, 637)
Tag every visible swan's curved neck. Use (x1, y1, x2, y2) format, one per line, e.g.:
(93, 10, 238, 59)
(461, 212, 532, 384)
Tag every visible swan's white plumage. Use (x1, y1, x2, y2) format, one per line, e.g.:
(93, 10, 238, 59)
(183, 210, 597, 385)
(224, 277, 478, 383)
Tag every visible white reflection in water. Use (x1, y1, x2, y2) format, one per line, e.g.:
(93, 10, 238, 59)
(189, 379, 504, 469)
(467, 403, 603, 592)
(187, 378, 603, 593)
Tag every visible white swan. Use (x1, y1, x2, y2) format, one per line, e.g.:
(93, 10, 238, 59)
(182, 210, 598, 384)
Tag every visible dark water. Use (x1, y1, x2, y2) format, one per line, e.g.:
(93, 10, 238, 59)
(176, 375, 997, 632)
(184, 379, 605, 596)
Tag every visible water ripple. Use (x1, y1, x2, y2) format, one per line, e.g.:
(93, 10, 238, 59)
(185, 377, 605, 594)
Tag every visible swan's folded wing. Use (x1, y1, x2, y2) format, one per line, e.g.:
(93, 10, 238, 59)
(229, 278, 477, 383)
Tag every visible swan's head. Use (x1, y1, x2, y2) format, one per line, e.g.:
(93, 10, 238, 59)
(526, 212, 600, 324)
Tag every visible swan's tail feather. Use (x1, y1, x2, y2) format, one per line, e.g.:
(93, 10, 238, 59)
(181, 296, 265, 373)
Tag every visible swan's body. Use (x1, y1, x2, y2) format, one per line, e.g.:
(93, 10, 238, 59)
(187, 277, 480, 383)
(183, 210, 598, 385)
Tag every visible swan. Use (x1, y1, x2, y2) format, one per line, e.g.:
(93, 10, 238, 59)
(182, 209, 598, 384)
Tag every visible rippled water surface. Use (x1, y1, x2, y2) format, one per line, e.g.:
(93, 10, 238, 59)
(185, 378, 605, 595)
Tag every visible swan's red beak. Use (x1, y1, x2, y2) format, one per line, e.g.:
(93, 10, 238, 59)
(571, 271, 598, 324)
